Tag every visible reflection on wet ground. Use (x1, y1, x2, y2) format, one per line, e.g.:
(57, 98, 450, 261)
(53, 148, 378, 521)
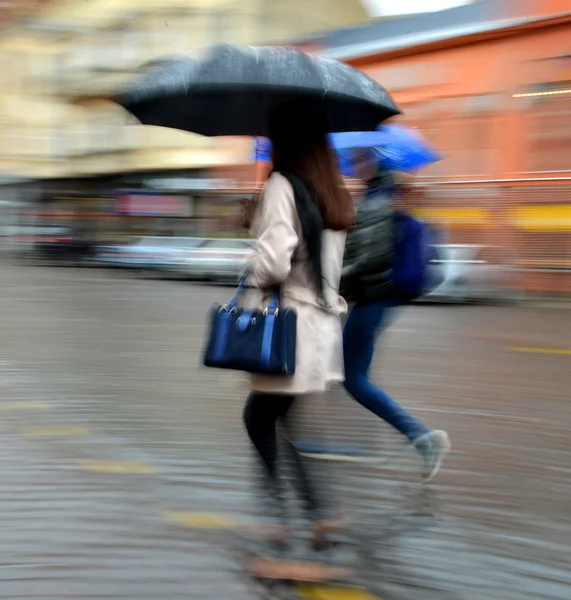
(0, 263, 569, 599)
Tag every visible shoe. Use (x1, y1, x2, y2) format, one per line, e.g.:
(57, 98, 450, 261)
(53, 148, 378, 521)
(311, 515, 350, 551)
(413, 430, 451, 482)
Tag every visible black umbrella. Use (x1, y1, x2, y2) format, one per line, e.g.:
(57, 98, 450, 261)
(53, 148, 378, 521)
(114, 44, 400, 137)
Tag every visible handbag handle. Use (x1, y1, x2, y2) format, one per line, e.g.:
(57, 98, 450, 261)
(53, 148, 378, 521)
(227, 273, 250, 309)
(225, 272, 280, 313)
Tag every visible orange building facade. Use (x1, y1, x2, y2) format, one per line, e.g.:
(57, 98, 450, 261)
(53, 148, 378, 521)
(345, 3, 571, 294)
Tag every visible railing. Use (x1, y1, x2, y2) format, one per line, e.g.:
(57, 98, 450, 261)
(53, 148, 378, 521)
(409, 178, 571, 294)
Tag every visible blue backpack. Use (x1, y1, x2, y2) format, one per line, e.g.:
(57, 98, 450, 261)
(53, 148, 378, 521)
(392, 212, 442, 302)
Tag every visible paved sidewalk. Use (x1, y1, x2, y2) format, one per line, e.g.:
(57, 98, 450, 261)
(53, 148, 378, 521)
(1, 264, 570, 599)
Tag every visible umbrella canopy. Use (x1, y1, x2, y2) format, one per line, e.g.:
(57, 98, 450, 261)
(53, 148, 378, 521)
(254, 124, 440, 175)
(339, 125, 441, 174)
(114, 44, 400, 137)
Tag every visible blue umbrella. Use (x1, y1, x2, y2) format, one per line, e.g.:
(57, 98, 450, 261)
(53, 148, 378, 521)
(254, 137, 273, 162)
(253, 124, 440, 175)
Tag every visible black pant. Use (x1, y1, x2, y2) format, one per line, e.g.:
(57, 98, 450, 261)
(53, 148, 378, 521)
(243, 392, 319, 514)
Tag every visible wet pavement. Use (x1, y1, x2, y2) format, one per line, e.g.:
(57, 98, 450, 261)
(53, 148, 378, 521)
(0, 262, 570, 599)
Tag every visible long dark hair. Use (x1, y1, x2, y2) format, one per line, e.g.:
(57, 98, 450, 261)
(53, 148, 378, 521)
(268, 99, 352, 231)
(267, 98, 352, 297)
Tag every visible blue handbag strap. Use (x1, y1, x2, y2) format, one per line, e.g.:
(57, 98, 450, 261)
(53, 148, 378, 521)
(227, 272, 280, 310)
(266, 290, 279, 310)
(227, 273, 249, 308)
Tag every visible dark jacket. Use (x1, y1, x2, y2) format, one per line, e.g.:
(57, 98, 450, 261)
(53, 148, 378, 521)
(339, 182, 395, 304)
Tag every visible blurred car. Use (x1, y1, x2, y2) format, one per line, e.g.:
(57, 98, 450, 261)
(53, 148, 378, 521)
(91, 236, 205, 269)
(166, 238, 256, 283)
(4, 225, 63, 255)
(423, 244, 520, 303)
(7, 225, 93, 261)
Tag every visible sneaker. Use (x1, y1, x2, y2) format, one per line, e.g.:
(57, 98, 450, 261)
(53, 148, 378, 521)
(413, 430, 451, 482)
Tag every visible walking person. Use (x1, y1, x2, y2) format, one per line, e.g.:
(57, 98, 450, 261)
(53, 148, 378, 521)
(341, 148, 450, 482)
(241, 99, 353, 544)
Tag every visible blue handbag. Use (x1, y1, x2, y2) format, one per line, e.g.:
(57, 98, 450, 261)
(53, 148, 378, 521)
(203, 275, 297, 375)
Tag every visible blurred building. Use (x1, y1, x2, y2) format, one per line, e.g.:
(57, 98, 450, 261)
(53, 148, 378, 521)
(321, 0, 571, 294)
(0, 0, 372, 241)
(0, 0, 370, 181)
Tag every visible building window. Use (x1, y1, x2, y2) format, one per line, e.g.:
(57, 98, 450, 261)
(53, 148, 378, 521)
(401, 95, 498, 178)
(520, 83, 571, 173)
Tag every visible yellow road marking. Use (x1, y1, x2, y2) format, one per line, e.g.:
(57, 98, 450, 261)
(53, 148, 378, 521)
(161, 511, 237, 529)
(299, 585, 381, 600)
(0, 401, 51, 410)
(507, 346, 571, 356)
(21, 426, 90, 436)
(79, 461, 157, 474)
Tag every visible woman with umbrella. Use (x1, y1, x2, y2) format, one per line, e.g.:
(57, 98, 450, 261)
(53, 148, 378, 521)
(107, 43, 400, 545)
(242, 98, 353, 545)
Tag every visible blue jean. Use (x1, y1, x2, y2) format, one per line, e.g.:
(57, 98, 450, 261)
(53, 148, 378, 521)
(343, 301, 430, 442)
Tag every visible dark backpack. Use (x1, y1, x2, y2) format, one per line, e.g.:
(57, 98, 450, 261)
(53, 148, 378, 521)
(340, 202, 443, 304)
(340, 189, 395, 304)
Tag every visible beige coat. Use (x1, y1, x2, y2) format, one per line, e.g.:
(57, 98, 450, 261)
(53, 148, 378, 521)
(245, 172, 348, 396)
